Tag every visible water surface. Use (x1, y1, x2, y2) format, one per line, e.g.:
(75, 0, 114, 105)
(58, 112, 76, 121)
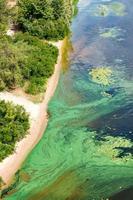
(5, 0, 133, 199)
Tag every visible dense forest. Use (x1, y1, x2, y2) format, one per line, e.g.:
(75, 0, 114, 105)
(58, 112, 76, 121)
(0, 0, 74, 94)
(0, 0, 7, 32)
(0, 100, 29, 161)
(0, 34, 58, 94)
(17, 0, 73, 40)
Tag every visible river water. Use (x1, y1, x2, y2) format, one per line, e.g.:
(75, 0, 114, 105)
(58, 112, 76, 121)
(5, 0, 133, 199)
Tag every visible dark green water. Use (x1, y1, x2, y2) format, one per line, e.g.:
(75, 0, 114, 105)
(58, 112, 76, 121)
(5, 0, 133, 199)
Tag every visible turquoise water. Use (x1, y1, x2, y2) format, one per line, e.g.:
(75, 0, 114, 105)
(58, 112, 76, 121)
(4, 0, 133, 199)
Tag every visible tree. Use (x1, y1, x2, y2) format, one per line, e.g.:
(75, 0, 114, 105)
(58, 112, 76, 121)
(0, 33, 58, 94)
(0, 0, 8, 34)
(16, 0, 73, 40)
(0, 100, 29, 161)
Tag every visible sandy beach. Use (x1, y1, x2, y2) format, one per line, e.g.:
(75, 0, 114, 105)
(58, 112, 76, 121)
(0, 40, 64, 188)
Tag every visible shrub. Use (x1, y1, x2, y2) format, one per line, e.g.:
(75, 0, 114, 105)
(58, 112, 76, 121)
(17, 0, 72, 40)
(0, 33, 58, 94)
(0, 100, 29, 161)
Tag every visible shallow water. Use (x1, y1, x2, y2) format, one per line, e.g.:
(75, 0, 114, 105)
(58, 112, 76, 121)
(5, 0, 133, 199)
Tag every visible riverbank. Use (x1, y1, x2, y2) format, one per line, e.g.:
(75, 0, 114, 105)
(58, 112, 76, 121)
(0, 40, 64, 188)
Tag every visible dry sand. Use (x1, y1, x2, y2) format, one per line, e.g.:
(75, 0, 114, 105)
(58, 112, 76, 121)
(7, 0, 16, 8)
(0, 40, 64, 188)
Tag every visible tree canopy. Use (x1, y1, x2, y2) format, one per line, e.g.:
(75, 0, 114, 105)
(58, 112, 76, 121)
(0, 0, 9, 33)
(0, 34, 58, 94)
(0, 0, 75, 94)
(0, 100, 29, 161)
(17, 0, 73, 40)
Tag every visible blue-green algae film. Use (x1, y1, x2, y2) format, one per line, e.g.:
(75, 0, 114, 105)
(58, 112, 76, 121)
(5, 0, 133, 199)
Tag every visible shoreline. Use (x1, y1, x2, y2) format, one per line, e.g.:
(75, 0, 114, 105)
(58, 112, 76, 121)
(0, 40, 64, 189)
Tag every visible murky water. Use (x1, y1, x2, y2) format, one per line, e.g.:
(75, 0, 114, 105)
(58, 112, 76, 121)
(5, 0, 133, 199)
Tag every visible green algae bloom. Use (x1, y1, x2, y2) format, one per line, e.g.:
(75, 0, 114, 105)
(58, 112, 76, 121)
(91, 2, 126, 17)
(89, 67, 112, 86)
(94, 4, 110, 16)
(99, 136, 133, 161)
(100, 27, 121, 38)
(110, 2, 126, 16)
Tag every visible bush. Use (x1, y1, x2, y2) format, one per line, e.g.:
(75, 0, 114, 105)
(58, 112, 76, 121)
(0, 100, 29, 161)
(0, 33, 58, 94)
(26, 77, 47, 95)
(17, 0, 73, 40)
(0, 0, 9, 34)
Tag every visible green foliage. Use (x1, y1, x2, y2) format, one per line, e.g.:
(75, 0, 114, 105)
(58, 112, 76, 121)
(0, 36, 23, 90)
(0, 33, 58, 94)
(0, 100, 29, 161)
(0, 0, 74, 94)
(0, 0, 9, 33)
(17, 0, 73, 40)
(26, 77, 47, 95)
(73, 0, 79, 16)
(0, 176, 5, 189)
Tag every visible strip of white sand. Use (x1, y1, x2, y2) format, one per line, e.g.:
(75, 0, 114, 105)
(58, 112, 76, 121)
(0, 40, 64, 188)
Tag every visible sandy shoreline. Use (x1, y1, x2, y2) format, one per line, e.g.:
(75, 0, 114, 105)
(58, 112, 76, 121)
(0, 40, 64, 188)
